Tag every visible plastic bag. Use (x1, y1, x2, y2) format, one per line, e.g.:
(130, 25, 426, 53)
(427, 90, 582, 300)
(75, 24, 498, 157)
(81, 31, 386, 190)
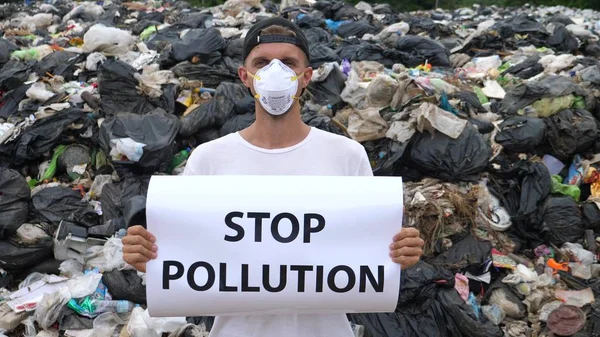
(547, 23, 578, 53)
(0, 239, 53, 270)
(34, 286, 71, 329)
(409, 124, 492, 182)
(307, 63, 346, 107)
(16, 224, 50, 245)
(545, 109, 597, 161)
(0, 168, 30, 240)
(82, 24, 135, 55)
(99, 108, 180, 173)
(340, 67, 368, 109)
(32, 186, 98, 227)
(347, 107, 388, 142)
(495, 117, 546, 153)
(337, 20, 379, 38)
(366, 75, 398, 107)
(395, 36, 450, 67)
(482, 305, 505, 325)
(59, 260, 84, 278)
(67, 273, 103, 299)
(563, 242, 596, 266)
(128, 306, 159, 337)
(90, 312, 128, 337)
(413, 103, 468, 140)
(309, 44, 342, 69)
(539, 196, 585, 246)
(88, 175, 113, 200)
(102, 270, 146, 304)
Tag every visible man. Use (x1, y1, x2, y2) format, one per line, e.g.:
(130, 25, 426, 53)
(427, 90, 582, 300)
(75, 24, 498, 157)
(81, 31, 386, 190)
(123, 17, 425, 337)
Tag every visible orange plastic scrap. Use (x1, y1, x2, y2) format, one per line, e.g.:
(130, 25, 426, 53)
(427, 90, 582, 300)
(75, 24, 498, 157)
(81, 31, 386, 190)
(69, 37, 84, 47)
(547, 258, 569, 274)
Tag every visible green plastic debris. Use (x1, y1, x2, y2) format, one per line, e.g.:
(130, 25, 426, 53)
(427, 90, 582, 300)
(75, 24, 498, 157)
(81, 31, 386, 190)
(40, 145, 67, 182)
(531, 95, 575, 118)
(498, 62, 512, 73)
(11, 48, 39, 61)
(551, 175, 580, 202)
(140, 25, 159, 41)
(472, 86, 489, 104)
(573, 96, 586, 109)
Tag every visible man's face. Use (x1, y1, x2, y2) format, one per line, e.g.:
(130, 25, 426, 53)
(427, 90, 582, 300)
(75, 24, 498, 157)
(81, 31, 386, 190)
(238, 42, 313, 115)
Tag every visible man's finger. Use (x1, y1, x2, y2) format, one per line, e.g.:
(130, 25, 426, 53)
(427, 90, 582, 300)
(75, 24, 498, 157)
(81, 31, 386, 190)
(393, 256, 420, 269)
(393, 228, 420, 241)
(123, 244, 157, 259)
(389, 237, 424, 251)
(123, 235, 156, 253)
(389, 247, 423, 258)
(127, 225, 156, 243)
(124, 253, 150, 265)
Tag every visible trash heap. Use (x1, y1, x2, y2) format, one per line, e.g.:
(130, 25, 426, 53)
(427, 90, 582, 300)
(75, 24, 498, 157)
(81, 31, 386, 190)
(1, 0, 600, 336)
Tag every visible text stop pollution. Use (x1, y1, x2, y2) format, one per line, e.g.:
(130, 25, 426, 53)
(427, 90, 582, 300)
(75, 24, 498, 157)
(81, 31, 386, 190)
(163, 212, 385, 293)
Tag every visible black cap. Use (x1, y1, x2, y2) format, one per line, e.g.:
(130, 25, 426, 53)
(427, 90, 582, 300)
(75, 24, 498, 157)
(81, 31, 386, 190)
(242, 17, 311, 64)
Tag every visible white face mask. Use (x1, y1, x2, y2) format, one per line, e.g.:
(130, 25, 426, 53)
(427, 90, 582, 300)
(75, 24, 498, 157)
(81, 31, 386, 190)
(248, 59, 304, 116)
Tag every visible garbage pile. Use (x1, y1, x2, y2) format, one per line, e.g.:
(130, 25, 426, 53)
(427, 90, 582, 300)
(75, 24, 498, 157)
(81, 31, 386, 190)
(1, 0, 600, 336)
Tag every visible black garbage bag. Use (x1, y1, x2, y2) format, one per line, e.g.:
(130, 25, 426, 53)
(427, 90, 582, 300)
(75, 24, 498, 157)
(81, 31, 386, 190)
(337, 20, 379, 38)
(547, 23, 579, 53)
(224, 38, 244, 60)
(408, 17, 439, 38)
(483, 277, 527, 319)
(582, 202, 600, 233)
(101, 176, 150, 224)
(580, 65, 600, 85)
(219, 113, 255, 137)
(0, 39, 18, 66)
(99, 108, 180, 172)
(408, 124, 491, 182)
(0, 59, 35, 91)
(34, 51, 85, 80)
(373, 4, 395, 15)
(10, 108, 84, 165)
(97, 60, 157, 115)
(170, 28, 226, 64)
(335, 39, 362, 60)
(549, 14, 576, 26)
(0, 168, 29, 240)
(395, 36, 450, 67)
(495, 117, 546, 153)
(171, 61, 239, 88)
(307, 64, 346, 107)
(146, 25, 182, 52)
(545, 109, 598, 160)
(301, 113, 344, 136)
(449, 91, 488, 114)
(132, 20, 161, 35)
(309, 44, 341, 68)
(0, 84, 30, 119)
(585, 41, 600, 58)
(186, 316, 215, 331)
(180, 82, 247, 137)
(331, 2, 363, 21)
(178, 12, 213, 28)
(503, 55, 544, 79)
(498, 76, 588, 116)
(303, 27, 332, 46)
(493, 13, 548, 39)
(296, 14, 325, 28)
(102, 270, 146, 304)
(430, 234, 492, 274)
(363, 138, 408, 176)
(539, 196, 584, 246)
(58, 307, 94, 330)
(32, 186, 98, 227)
(0, 239, 53, 271)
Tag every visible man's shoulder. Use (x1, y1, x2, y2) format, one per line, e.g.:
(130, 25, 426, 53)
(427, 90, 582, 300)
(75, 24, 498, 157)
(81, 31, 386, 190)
(311, 128, 366, 156)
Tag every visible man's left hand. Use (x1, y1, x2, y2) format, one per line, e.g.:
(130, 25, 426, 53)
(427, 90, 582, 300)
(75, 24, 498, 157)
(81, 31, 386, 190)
(389, 228, 424, 270)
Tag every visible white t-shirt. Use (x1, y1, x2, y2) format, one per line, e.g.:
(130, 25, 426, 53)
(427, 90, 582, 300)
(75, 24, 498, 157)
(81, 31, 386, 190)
(182, 126, 373, 337)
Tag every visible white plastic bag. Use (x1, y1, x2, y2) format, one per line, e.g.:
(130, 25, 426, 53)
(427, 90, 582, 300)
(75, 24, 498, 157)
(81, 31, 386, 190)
(563, 242, 596, 266)
(90, 312, 127, 337)
(347, 107, 389, 142)
(67, 273, 102, 299)
(59, 260, 84, 278)
(16, 224, 50, 245)
(21, 316, 36, 337)
(88, 175, 113, 200)
(340, 69, 368, 110)
(127, 307, 159, 337)
(472, 55, 502, 73)
(82, 24, 135, 55)
(109, 138, 146, 162)
(366, 75, 398, 107)
(34, 287, 71, 329)
(26, 82, 55, 102)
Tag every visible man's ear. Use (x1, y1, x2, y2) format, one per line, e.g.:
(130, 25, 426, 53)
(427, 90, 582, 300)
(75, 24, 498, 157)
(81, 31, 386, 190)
(301, 67, 313, 89)
(238, 66, 250, 87)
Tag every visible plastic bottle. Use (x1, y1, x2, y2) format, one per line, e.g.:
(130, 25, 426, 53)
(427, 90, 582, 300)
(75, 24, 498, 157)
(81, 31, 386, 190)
(168, 148, 191, 173)
(92, 300, 135, 314)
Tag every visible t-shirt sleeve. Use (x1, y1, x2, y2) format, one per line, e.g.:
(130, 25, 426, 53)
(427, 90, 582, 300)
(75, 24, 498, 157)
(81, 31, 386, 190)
(182, 149, 202, 176)
(356, 147, 374, 177)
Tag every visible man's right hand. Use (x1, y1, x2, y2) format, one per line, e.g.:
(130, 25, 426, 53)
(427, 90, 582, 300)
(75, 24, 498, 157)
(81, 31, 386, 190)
(122, 225, 158, 273)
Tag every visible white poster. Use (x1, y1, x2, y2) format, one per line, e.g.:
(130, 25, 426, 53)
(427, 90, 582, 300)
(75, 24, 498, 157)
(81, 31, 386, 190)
(146, 175, 403, 317)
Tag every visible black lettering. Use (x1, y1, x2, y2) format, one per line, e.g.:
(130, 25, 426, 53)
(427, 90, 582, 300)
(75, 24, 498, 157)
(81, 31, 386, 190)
(303, 213, 325, 243)
(359, 265, 384, 292)
(262, 265, 287, 292)
(162, 260, 184, 289)
(219, 263, 238, 292)
(327, 265, 356, 293)
(290, 265, 313, 292)
(224, 211, 245, 242)
(271, 213, 300, 243)
(241, 264, 260, 292)
(187, 261, 215, 291)
(316, 265, 324, 292)
(247, 212, 270, 242)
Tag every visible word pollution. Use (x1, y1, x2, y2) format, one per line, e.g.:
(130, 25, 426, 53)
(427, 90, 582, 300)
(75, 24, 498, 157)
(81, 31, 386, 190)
(162, 211, 386, 294)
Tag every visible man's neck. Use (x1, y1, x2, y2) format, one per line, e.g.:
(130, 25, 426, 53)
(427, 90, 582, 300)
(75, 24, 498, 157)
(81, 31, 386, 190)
(240, 104, 311, 149)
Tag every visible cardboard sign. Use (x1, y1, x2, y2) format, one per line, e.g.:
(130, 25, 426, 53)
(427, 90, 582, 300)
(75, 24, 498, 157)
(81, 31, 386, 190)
(146, 175, 403, 316)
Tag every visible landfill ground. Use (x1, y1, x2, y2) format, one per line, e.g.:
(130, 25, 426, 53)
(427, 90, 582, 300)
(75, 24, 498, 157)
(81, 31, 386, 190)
(2, 0, 600, 336)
